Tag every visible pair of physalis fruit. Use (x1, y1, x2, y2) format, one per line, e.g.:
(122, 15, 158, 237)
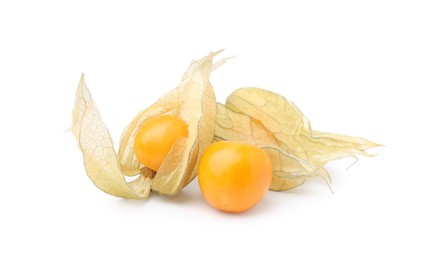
(72, 51, 379, 213)
(134, 114, 271, 213)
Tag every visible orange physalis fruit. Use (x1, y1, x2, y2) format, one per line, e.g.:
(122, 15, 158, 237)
(198, 141, 273, 213)
(134, 115, 189, 172)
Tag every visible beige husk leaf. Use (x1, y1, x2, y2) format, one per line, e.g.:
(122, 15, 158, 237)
(72, 51, 223, 199)
(71, 75, 150, 199)
(215, 87, 380, 191)
(215, 103, 330, 191)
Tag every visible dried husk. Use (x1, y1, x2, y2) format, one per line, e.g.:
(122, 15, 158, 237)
(215, 103, 329, 191)
(72, 51, 223, 199)
(215, 87, 380, 191)
(71, 75, 149, 199)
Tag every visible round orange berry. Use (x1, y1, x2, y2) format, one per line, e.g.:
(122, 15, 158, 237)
(198, 141, 272, 213)
(134, 115, 188, 172)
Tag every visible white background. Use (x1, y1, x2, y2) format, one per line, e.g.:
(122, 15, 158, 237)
(1, 0, 437, 259)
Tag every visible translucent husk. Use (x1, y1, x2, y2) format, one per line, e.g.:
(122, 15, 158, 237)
(71, 51, 224, 199)
(215, 88, 381, 191)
